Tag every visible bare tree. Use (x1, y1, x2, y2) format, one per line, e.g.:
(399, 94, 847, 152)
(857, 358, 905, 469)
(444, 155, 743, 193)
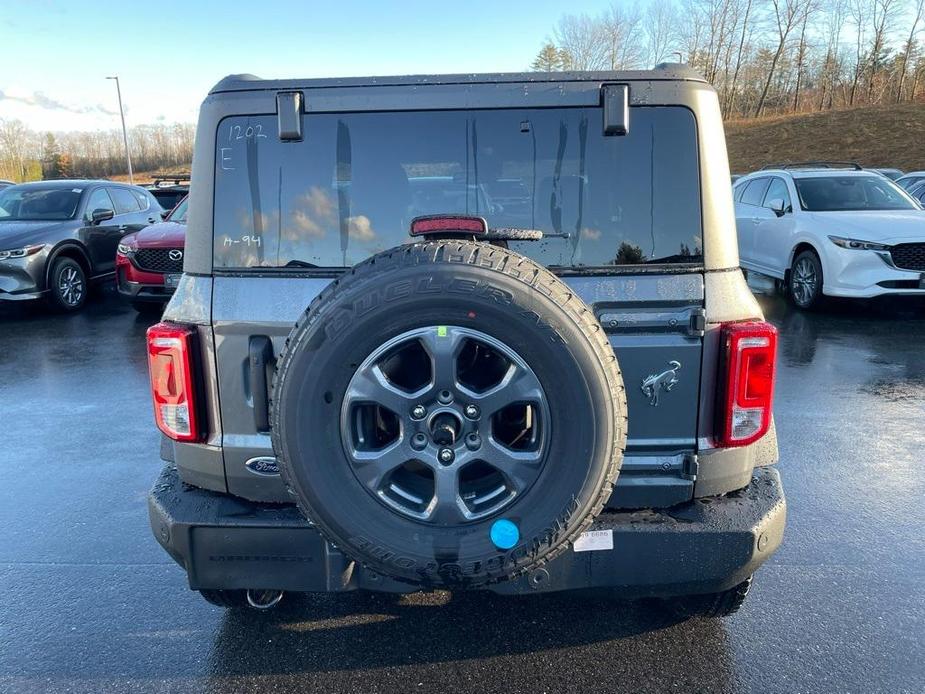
(601, 3, 645, 69)
(896, 0, 925, 100)
(847, 0, 872, 104)
(724, 0, 756, 115)
(533, 0, 925, 119)
(554, 13, 609, 71)
(791, 1, 816, 110)
(817, 0, 848, 110)
(644, 0, 681, 64)
(865, 0, 902, 102)
(0, 119, 31, 181)
(755, 0, 814, 116)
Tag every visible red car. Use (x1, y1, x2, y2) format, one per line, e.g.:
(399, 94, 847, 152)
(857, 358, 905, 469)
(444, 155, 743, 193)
(116, 195, 187, 312)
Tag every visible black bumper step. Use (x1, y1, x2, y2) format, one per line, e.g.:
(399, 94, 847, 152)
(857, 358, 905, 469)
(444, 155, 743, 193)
(149, 465, 785, 598)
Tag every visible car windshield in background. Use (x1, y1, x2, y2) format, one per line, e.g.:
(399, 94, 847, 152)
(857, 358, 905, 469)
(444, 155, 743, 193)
(794, 176, 916, 212)
(0, 186, 82, 221)
(213, 107, 702, 268)
(169, 197, 189, 223)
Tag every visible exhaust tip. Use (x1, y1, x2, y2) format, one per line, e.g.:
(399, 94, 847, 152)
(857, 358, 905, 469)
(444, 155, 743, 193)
(246, 589, 284, 610)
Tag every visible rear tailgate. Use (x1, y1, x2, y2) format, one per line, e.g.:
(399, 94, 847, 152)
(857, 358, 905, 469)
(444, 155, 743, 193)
(211, 270, 703, 508)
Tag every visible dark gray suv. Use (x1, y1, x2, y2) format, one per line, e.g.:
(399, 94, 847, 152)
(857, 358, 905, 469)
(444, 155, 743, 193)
(0, 180, 162, 310)
(147, 67, 786, 615)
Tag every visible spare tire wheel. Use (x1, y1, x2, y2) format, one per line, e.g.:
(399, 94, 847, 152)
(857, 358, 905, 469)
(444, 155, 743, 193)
(271, 241, 627, 587)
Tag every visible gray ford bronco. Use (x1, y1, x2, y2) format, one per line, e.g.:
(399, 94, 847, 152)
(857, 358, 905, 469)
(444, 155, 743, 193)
(147, 66, 785, 614)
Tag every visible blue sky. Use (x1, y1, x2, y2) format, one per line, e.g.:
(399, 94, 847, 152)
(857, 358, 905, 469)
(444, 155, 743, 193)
(0, 0, 619, 131)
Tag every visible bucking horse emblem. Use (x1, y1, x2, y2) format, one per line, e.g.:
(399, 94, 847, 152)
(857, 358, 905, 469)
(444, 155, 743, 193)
(641, 360, 681, 406)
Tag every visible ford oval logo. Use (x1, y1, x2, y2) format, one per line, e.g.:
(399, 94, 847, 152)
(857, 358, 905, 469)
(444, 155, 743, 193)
(168, 249, 183, 261)
(244, 456, 280, 477)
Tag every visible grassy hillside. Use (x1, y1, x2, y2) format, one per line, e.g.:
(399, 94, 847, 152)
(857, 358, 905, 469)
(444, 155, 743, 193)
(724, 103, 925, 174)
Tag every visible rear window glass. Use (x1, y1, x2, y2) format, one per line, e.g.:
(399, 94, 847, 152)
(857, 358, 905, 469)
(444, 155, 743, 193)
(213, 107, 702, 269)
(131, 189, 151, 211)
(150, 189, 187, 211)
(110, 187, 141, 214)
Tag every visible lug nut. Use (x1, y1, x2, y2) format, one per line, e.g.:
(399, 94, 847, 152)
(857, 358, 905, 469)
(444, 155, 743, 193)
(464, 404, 480, 419)
(411, 433, 427, 451)
(438, 448, 455, 465)
(465, 432, 481, 451)
(411, 405, 427, 420)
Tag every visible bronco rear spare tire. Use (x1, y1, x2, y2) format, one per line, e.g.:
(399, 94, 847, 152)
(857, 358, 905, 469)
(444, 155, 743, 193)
(271, 241, 627, 587)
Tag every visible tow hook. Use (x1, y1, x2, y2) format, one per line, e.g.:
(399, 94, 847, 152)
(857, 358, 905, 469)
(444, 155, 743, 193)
(246, 589, 284, 610)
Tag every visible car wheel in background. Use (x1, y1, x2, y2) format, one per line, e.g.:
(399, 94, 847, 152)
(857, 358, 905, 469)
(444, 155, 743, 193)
(47, 257, 87, 312)
(788, 250, 824, 310)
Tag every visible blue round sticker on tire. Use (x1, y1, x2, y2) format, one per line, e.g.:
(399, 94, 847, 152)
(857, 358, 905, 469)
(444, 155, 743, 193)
(490, 519, 519, 550)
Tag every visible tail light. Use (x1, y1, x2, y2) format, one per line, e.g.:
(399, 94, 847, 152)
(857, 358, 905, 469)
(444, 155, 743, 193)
(147, 322, 201, 442)
(716, 321, 778, 447)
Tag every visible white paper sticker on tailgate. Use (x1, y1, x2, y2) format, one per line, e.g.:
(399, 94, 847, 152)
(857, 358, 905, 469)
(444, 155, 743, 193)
(572, 529, 614, 552)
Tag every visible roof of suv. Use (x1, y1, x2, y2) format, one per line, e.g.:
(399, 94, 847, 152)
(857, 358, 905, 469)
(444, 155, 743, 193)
(209, 65, 707, 93)
(7, 179, 139, 189)
(747, 169, 884, 180)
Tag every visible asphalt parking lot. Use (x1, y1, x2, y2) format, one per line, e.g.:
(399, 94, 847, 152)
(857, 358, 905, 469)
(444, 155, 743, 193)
(1, 283, 923, 694)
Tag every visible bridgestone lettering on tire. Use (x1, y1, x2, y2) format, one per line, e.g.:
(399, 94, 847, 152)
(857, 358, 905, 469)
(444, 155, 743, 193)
(270, 241, 627, 587)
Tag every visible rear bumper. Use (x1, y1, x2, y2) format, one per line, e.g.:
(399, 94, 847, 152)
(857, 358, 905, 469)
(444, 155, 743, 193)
(149, 464, 785, 598)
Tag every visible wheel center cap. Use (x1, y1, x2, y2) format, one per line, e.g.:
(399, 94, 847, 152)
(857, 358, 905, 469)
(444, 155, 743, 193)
(430, 412, 461, 446)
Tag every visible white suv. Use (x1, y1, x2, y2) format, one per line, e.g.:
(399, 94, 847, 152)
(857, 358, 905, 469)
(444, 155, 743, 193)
(733, 165, 925, 308)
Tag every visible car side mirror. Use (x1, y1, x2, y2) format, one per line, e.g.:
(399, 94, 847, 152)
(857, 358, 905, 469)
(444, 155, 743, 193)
(767, 198, 787, 217)
(91, 208, 114, 224)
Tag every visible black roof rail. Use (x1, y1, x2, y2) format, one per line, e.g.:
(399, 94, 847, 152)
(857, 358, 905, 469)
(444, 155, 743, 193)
(150, 173, 191, 186)
(760, 161, 863, 171)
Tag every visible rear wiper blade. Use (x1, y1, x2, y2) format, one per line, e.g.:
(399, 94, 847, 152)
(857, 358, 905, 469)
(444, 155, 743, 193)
(284, 259, 319, 268)
(488, 228, 570, 241)
(642, 254, 701, 264)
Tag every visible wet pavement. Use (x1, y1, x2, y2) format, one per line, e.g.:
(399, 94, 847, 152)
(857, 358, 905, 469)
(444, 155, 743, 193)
(1, 283, 923, 694)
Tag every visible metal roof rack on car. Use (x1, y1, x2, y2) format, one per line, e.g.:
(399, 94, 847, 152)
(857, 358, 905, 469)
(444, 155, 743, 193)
(150, 173, 191, 187)
(760, 161, 863, 171)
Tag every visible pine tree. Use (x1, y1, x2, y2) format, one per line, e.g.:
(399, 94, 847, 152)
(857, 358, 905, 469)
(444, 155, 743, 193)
(42, 133, 63, 179)
(531, 42, 563, 71)
(56, 152, 73, 179)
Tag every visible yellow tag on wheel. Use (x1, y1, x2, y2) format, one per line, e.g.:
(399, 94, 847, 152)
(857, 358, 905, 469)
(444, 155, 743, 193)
(437, 326, 447, 337)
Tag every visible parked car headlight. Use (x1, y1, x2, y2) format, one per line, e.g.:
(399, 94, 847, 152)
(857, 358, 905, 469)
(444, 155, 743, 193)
(0, 244, 44, 261)
(827, 236, 891, 251)
(117, 242, 136, 256)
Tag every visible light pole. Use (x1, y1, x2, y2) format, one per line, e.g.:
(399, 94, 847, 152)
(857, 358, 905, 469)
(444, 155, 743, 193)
(106, 76, 133, 184)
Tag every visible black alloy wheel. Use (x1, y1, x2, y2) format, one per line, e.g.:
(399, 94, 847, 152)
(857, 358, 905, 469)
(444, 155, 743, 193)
(49, 257, 87, 311)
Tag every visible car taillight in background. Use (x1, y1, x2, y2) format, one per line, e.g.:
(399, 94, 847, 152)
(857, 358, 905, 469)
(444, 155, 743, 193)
(147, 322, 201, 442)
(716, 321, 778, 447)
